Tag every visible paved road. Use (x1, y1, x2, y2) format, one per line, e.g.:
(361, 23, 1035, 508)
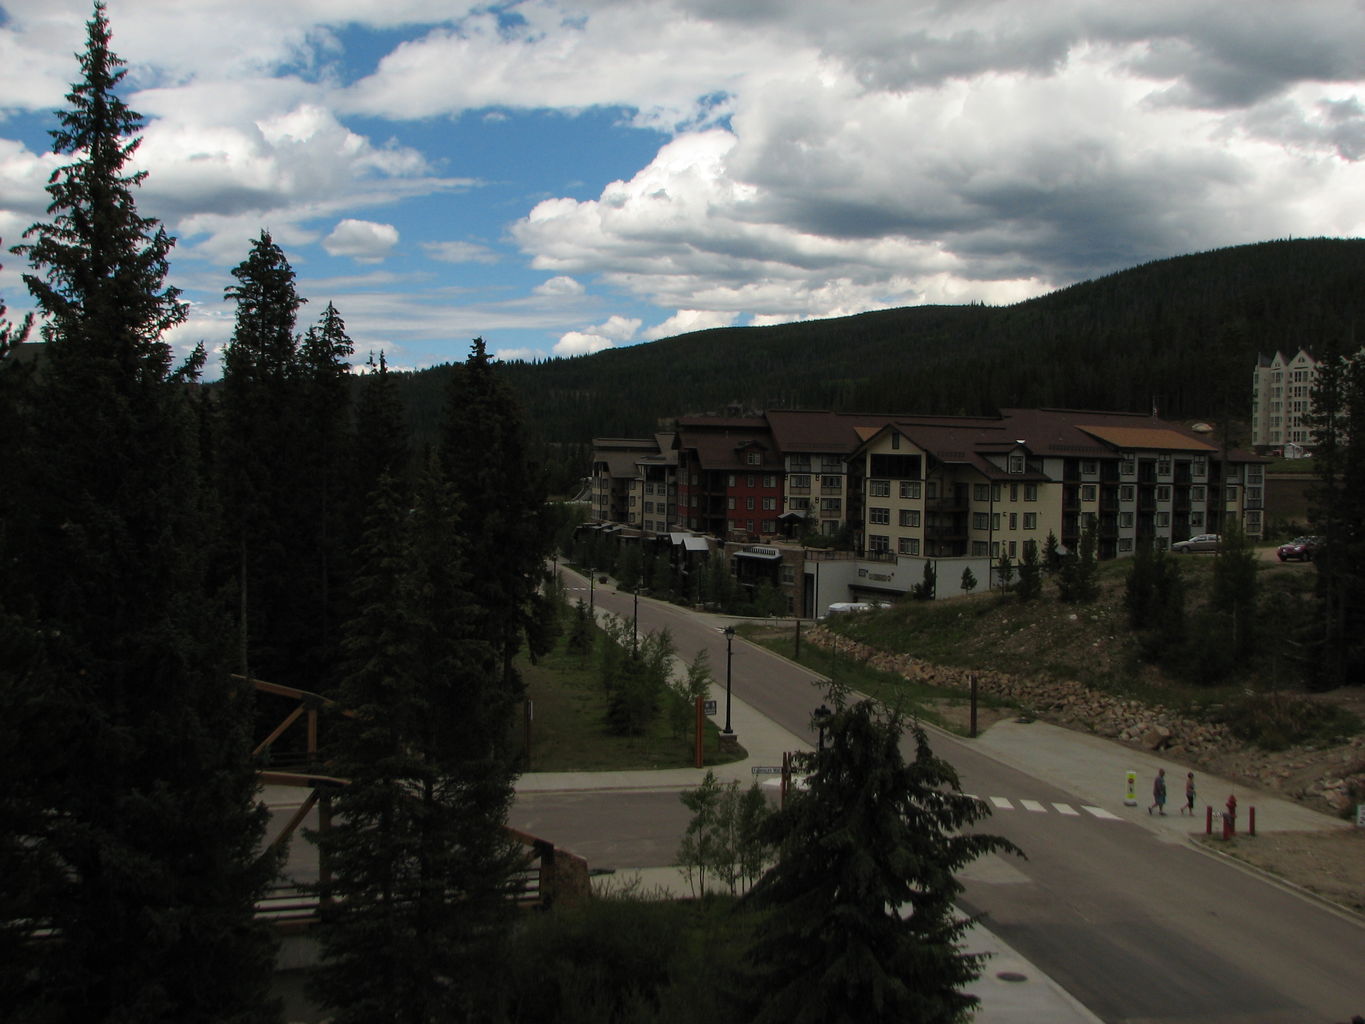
(532, 571, 1365, 1024)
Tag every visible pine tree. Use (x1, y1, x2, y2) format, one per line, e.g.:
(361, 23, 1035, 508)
(1210, 517, 1258, 661)
(311, 466, 523, 1022)
(220, 230, 307, 684)
(741, 699, 1021, 1024)
(1016, 541, 1042, 602)
(439, 338, 550, 739)
(2, 6, 277, 1019)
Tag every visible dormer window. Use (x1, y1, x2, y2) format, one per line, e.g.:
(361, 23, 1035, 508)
(746, 451, 761, 466)
(1008, 453, 1025, 474)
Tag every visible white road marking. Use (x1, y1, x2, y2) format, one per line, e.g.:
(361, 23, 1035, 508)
(1083, 805, 1121, 820)
(1052, 803, 1080, 815)
(989, 796, 1015, 810)
(1020, 799, 1047, 813)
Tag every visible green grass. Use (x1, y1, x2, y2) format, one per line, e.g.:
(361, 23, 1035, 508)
(735, 624, 1015, 735)
(518, 640, 747, 772)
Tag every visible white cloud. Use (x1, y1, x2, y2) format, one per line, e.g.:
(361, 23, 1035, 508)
(532, 275, 586, 297)
(648, 309, 736, 338)
(422, 240, 499, 263)
(323, 218, 400, 261)
(554, 330, 615, 356)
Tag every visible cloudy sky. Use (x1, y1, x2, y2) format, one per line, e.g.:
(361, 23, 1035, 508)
(2, 1, 1364, 373)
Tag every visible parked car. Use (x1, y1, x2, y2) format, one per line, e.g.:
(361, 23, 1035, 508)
(1277, 536, 1320, 562)
(1171, 533, 1220, 554)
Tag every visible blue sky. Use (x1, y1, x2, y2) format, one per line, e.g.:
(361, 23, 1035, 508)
(3, 1, 1365, 376)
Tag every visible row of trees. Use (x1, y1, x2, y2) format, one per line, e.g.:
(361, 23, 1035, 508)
(1, 7, 551, 1021)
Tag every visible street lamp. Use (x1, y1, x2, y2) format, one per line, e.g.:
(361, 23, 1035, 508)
(589, 567, 595, 614)
(632, 581, 640, 655)
(723, 625, 735, 734)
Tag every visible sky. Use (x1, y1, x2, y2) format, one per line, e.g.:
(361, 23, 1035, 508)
(2, 1, 1365, 376)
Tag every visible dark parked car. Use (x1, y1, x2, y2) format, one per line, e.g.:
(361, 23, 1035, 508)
(1277, 536, 1320, 562)
(1171, 533, 1220, 554)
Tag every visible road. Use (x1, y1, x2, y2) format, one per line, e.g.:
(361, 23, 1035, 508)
(515, 570, 1365, 1023)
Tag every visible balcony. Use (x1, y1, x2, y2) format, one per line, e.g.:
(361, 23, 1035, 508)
(925, 496, 968, 512)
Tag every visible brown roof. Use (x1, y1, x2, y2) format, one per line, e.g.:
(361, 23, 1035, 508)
(766, 410, 899, 453)
(1075, 425, 1218, 453)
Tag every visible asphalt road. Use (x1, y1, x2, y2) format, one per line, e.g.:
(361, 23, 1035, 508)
(526, 571, 1365, 1024)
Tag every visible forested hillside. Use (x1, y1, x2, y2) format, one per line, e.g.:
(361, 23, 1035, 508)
(395, 237, 1365, 479)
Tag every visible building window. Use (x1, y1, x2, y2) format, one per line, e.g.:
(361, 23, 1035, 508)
(762, 497, 776, 511)
(727, 474, 736, 487)
(1081, 460, 1098, 476)
(629, 495, 637, 506)
(821, 498, 842, 512)
(746, 519, 754, 532)
(1225, 485, 1238, 502)
(1246, 487, 1262, 505)
(1118, 537, 1134, 553)
(747, 475, 755, 488)
(727, 497, 735, 510)
(1121, 452, 1135, 476)
(1192, 457, 1206, 478)
(870, 479, 891, 497)
(1009, 512, 1018, 530)
(868, 534, 889, 554)
(1120, 511, 1133, 528)
(869, 507, 890, 525)
(991, 541, 1000, 558)
(1190, 511, 1204, 527)
(1156, 485, 1171, 502)
(899, 537, 920, 555)
(1081, 485, 1097, 502)
(972, 541, 988, 556)
(1156, 512, 1170, 527)
(764, 474, 777, 488)
(900, 481, 921, 499)
(781, 565, 795, 584)
(747, 452, 761, 465)
(1008, 454, 1025, 473)
(973, 512, 989, 530)
(821, 475, 842, 489)
(974, 484, 990, 502)
(1008, 540, 1017, 557)
(1246, 465, 1264, 484)
(891, 432, 901, 449)
(744, 497, 753, 511)
(992, 513, 1001, 531)
(900, 509, 920, 528)
(790, 497, 810, 510)
(791, 474, 810, 488)
(1120, 484, 1134, 502)
(1008, 483, 1017, 501)
(1245, 509, 1263, 533)
(762, 519, 776, 533)
(1024, 483, 1038, 501)
(1157, 454, 1171, 476)
(1191, 485, 1205, 502)
(1023, 512, 1037, 530)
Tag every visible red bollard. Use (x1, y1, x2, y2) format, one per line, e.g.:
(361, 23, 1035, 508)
(1222, 811, 1232, 840)
(1225, 794, 1238, 836)
(1249, 806, 1256, 836)
(1205, 805, 1213, 834)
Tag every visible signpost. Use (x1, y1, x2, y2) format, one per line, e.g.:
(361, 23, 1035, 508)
(703, 699, 717, 716)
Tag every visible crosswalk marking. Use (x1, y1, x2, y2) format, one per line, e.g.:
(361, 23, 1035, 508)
(1019, 799, 1047, 813)
(989, 796, 1015, 810)
(1052, 803, 1080, 816)
(1082, 805, 1120, 820)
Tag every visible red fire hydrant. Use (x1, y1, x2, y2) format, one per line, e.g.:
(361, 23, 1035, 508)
(1223, 793, 1238, 839)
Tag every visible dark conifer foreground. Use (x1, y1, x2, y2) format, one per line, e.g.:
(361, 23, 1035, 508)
(1, 5, 278, 1020)
(742, 697, 1022, 1024)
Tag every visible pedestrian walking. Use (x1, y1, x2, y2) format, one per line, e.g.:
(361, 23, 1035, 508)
(1181, 772, 1196, 815)
(1148, 768, 1167, 815)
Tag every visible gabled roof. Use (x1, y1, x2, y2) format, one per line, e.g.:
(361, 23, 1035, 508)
(1076, 425, 1217, 453)
(765, 410, 899, 454)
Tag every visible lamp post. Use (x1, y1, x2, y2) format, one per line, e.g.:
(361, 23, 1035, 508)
(632, 581, 640, 655)
(589, 567, 595, 615)
(723, 625, 736, 735)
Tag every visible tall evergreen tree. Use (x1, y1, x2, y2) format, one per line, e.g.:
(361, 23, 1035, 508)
(741, 698, 1021, 1024)
(311, 465, 523, 1022)
(1, 6, 277, 1020)
(1307, 338, 1365, 688)
(1210, 517, 1259, 661)
(439, 338, 550, 739)
(219, 230, 307, 684)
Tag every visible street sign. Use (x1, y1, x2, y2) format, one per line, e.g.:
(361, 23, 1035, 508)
(703, 699, 717, 716)
(751, 766, 783, 775)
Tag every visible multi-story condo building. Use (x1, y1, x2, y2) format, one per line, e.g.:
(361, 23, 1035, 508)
(591, 434, 678, 533)
(1252, 349, 1318, 452)
(589, 407, 1266, 612)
